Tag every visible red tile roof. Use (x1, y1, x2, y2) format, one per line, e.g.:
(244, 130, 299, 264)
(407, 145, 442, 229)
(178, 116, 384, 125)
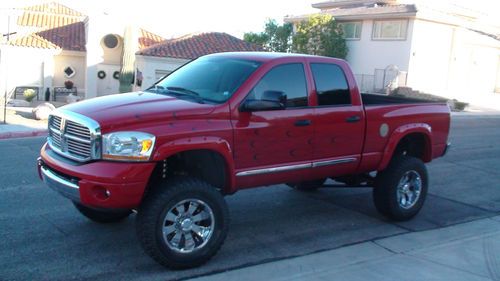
(11, 2, 163, 52)
(36, 22, 86, 51)
(22, 2, 85, 17)
(17, 2, 86, 29)
(17, 12, 83, 28)
(138, 28, 165, 49)
(137, 32, 263, 59)
(11, 1, 86, 51)
(9, 33, 60, 50)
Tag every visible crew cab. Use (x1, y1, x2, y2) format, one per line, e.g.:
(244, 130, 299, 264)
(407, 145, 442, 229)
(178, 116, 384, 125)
(38, 52, 450, 269)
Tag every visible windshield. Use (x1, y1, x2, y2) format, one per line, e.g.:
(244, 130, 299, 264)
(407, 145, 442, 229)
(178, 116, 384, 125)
(147, 57, 262, 103)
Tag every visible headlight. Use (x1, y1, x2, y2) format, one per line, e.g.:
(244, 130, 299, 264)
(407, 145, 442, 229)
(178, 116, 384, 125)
(102, 131, 155, 161)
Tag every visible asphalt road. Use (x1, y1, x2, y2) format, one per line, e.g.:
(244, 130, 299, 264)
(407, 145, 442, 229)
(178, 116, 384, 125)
(1, 115, 500, 281)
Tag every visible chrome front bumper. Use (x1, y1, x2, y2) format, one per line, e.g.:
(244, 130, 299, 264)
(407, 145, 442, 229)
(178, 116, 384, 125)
(442, 142, 451, 157)
(40, 162, 80, 202)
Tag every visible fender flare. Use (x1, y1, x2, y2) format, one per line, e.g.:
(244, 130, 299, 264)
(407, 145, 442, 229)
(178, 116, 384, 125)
(152, 136, 236, 193)
(377, 123, 433, 171)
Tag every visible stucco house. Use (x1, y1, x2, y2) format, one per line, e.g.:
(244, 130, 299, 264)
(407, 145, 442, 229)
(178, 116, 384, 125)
(285, 0, 500, 100)
(0, 2, 165, 101)
(0, 2, 261, 102)
(135, 32, 262, 90)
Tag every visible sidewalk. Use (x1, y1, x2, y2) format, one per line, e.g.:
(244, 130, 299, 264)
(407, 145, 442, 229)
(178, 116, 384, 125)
(0, 107, 48, 139)
(192, 217, 500, 281)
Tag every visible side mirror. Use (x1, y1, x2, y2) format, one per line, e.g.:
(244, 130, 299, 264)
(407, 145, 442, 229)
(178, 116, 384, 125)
(240, 90, 287, 112)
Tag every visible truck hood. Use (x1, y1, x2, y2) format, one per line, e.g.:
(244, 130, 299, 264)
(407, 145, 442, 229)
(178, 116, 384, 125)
(61, 91, 216, 131)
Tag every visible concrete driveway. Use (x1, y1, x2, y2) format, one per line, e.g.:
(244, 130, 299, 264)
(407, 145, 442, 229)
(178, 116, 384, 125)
(0, 115, 499, 280)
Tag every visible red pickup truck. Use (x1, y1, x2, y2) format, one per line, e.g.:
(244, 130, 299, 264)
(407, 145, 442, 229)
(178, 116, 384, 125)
(38, 52, 450, 269)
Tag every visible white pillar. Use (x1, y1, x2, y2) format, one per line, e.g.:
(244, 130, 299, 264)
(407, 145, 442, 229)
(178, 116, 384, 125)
(85, 16, 104, 99)
(0, 46, 7, 100)
(43, 52, 55, 93)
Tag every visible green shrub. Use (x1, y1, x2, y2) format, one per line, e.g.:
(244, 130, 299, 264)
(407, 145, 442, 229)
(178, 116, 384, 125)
(292, 14, 348, 59)
(23, 89, 37, 102)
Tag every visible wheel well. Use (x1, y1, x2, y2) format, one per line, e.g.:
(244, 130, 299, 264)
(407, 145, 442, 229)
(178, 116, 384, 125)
(149, 150, 228, 194)
(393, 133, 430, 161)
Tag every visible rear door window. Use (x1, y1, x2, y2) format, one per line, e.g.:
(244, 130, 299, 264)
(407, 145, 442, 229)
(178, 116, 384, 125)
(311, 63, 351, 106)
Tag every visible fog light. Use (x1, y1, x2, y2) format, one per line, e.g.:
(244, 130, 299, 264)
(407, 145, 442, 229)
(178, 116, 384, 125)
(92, 186, 110, 200)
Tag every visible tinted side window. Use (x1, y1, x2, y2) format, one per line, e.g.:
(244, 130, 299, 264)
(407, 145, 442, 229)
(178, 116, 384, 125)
(311, 63, 351, 106)
(248, 63, 308, 108)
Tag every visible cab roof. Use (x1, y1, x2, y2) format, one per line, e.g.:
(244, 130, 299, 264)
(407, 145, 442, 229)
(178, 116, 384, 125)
(203, 51, 345, 64)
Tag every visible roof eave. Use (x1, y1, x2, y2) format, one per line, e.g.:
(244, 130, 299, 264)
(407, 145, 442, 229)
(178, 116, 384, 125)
(285, 11, 417, 23)
(334, 11, 417, 20)
(312, 0, 398, 9)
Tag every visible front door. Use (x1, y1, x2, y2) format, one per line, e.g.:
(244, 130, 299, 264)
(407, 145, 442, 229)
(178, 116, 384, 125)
(233, 62, 314, 188)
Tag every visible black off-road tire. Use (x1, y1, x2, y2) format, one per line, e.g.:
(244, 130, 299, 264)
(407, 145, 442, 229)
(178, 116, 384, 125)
(287, 178, 326, 192)
(136, 177, 229, 269)
(373, 156, 428, 221)
(73, 203, 132, 223)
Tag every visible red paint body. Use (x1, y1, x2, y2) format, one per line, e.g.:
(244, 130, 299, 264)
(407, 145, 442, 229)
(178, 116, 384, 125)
(38, 52, 451, 209)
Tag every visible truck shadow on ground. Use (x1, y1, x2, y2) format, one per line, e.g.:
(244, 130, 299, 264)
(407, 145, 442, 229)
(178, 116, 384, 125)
(23, 182, 496, 280)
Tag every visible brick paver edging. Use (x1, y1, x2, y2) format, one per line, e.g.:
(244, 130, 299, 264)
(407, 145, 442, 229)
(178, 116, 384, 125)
(0, 130, 48, 140)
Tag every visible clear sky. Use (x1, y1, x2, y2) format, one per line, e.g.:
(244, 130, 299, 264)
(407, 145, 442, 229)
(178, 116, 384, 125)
(1, 0, 498, 39)
(1, 0, 317, 38)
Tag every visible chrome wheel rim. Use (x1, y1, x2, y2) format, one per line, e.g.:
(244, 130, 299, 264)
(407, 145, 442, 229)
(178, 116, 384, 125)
(396, 170, 422, 209)
(162, 199, 215, 253)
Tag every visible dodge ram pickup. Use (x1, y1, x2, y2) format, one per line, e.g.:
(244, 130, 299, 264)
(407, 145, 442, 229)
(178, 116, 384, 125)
(38, 52, 451, 269)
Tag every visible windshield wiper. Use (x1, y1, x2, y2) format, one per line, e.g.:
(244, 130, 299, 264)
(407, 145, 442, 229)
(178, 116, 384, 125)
(166, 87, 200, 97)
(146, 84, 165, 93)
(165, 87, 205, 103)
(146, 85, 206, 103)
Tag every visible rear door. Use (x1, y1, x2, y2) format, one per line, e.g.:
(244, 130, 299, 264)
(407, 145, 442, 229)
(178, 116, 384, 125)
(308, 62, 365, 178)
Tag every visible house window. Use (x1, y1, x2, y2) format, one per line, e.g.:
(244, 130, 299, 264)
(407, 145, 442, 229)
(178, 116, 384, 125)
(339, 22, 362, 40)
(63, 66, 76, 78)
(155, 70, 171, 81)
(372, 20, 408, 40)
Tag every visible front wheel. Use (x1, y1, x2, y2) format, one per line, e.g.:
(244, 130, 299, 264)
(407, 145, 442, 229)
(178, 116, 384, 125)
(136, 177, 229, 269)
(373, 156, 428, 221)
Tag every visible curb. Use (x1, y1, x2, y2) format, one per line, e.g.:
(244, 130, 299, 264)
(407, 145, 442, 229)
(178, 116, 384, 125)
(0, 129, 48, 140)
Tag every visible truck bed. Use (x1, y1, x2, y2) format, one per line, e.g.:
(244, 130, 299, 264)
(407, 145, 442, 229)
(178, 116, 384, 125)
(361, 93, 445, 106)
(359, 95, 451, 174)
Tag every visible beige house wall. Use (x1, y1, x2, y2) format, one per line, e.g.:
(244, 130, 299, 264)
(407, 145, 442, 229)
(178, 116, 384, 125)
(408, 18, 500, 98)
(344, 18, 414, 75)
(135, 55, 190, 91)
(53, 51, 86, 95)
(406, 19, 454, 95)
(0, 45, 56, 99)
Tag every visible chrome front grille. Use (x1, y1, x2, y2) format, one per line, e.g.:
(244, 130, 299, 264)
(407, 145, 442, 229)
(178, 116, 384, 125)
(47, 110, 101, 162)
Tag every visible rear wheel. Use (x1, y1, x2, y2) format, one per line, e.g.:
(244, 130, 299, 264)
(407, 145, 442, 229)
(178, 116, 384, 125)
(287, 178, 326, 192)
(373, 156, 428, 221)
(73, 203, 131, 223)
(136, 177, 229, 269)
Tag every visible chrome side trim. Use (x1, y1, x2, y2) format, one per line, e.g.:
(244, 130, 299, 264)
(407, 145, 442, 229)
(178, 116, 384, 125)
(236, 157, 357, 177)
(236, 163, 311, 177)
(40, 165, 80, 202)
(312, 157, 357, 168)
